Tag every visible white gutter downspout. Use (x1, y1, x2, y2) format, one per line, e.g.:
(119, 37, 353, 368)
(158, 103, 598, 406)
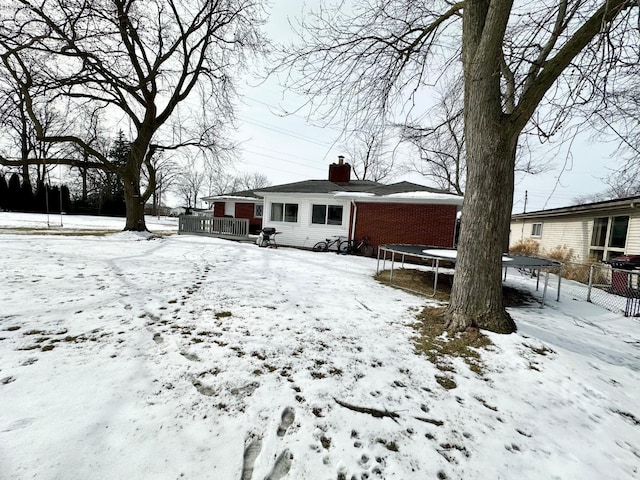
(350, 200, 358, 241)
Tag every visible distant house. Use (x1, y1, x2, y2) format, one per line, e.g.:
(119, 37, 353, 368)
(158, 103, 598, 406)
(196, 157, 463, 251)
(201, 189, 263, 234)
(510, 195, 640, 262)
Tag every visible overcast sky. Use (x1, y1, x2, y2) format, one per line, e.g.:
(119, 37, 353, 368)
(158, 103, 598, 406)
(226, 1, 618, 213)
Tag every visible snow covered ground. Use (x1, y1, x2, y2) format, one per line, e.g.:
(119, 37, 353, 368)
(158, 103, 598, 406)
(0, 212, 639, 480)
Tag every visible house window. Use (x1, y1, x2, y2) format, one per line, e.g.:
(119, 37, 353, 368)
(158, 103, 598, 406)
(591, 217, 608, 247)
(271, 202, 298, 223)
(531, 223, 542, 237)
(311, 204, 343, 225)
(609, 216, 629, 248)
(589, 215, 629, 260)
(254, 204, 263, 218)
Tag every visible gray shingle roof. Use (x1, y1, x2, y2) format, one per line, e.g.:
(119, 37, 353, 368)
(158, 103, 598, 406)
(253, 179, 453, 196)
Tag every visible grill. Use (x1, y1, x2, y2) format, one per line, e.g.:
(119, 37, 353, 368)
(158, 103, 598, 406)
(604, 254, 640, 297)
(606, 254, 640, 270)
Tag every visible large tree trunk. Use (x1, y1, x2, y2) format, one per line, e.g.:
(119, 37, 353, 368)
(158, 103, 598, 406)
(445, 131, 518, 334)
(445, 0, 517, 334)
(123, 175, 147, 231)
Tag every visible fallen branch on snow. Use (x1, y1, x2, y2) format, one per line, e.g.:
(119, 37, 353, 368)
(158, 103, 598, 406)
(333, 397, 400, 423)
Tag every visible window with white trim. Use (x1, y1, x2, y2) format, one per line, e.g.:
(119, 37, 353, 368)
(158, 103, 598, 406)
(270, 202, 298, 223)
(311, 204, 343, 225)
(589, 215, 629, 261)
(531, 223, 542, 237)
(254, 204, 263, 218)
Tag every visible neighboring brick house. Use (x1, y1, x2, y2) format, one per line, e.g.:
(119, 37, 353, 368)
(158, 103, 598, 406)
(252, 157, 463, 252)
(510, 195, 640, 262)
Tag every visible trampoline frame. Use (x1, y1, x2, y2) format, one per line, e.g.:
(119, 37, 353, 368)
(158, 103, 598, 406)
(376, 244, 563, 307)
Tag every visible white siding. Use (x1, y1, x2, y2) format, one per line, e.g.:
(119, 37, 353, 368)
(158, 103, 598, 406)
(510, 216, 593, 261)
(625, 213, 640, 254)
(511, 210, 640, 261)
(261, 194, 351, 248)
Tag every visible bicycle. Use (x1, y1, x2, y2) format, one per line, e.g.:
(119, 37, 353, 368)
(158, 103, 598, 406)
(313, 236, 349, 253)
(340, 236, 374, 257)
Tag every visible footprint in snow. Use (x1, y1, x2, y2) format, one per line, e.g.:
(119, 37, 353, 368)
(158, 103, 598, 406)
(277, 407, 295, 437)
(240, 435, 263, 480)
(264, 449, 293, 480)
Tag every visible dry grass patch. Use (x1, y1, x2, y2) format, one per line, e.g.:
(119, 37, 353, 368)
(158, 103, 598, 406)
(411, 307, 493, 381)
(375, 269, 452, 301)
(375, 269, 537, 308)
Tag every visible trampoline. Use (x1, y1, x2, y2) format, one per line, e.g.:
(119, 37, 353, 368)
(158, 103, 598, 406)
(376, 244, 563, 307)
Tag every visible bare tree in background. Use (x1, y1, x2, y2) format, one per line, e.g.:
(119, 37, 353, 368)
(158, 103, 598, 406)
(0, 0, 266, 231)
(204, 169, 270, 196)
(401, 79, 553, 196)
(278, 0, 639, 334)
(0, 73, 66, 186)
(234, 172, 271, 191)
(401, 81, 466, 195)
(176, 164, 205, 209)
(587, 58, 640, 197)
(341, 128, 395, 182)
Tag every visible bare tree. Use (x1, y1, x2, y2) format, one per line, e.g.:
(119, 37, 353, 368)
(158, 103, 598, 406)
(234, 172, 271, 191)
(401, 81, 466, 194)
(175, 164, 205, 209)
(402, 78, 553, 196)
(278, 0, 638, 333)
(0, 73, 66, 186)
(341, 128, 395, 182)
(0, 0, 266, 230)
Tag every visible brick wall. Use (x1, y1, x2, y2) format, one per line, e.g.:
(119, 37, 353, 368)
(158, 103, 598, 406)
(353, 203, 458, 251)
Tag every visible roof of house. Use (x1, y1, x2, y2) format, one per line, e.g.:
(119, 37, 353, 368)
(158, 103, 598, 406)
(201, 189, 261, 202)
(202, 179, 462, 205)
(512, 195, 640, 220)
(253, 179, 380, 194)
(254, 179, 453, 196)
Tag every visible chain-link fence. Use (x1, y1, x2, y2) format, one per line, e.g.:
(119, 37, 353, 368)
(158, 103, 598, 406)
(554, 262, 640, 317)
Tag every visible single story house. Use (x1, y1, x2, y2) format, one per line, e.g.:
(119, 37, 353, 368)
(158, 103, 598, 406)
(203, 157, 463, 252)
(510, 195, 640, 262)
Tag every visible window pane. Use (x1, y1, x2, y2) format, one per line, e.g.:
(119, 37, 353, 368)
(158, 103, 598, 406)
(591, 218, 608, 247)
(312, 205, 326, 224)
(609, 216, 629, 248)
(254, 204, 263, 218)
(531, 223, 541, 236)
(284, 204, 298, 222)
(271, 203, 283, 222)
(327, 205, 343, 225)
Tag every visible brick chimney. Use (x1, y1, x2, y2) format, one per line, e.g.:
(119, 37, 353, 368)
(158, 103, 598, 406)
(328, 155, 351, 184)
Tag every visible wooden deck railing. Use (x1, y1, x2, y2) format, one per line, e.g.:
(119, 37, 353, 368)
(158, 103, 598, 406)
(178, 215, 250, 238)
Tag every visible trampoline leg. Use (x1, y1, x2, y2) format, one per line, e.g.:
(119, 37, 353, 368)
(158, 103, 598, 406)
(432, 259, 440, 297)
(541, 270, 550, 307)
(390, 252, 395, 284)
(556, 265, 562, 301)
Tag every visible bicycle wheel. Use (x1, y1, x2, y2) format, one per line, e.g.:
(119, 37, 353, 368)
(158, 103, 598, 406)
(313, 241, 328, 252)
(338, 240, 351, 255)
(359, 244, 374, 257)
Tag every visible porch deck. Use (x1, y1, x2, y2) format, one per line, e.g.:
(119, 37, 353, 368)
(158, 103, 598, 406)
(178, 215, 253, 241)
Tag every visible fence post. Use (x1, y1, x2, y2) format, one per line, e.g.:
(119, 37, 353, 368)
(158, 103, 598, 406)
(587, 264, 594, 303)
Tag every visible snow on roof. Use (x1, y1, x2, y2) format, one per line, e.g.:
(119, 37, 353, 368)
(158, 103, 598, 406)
(384, 191, 463, 202)
(333, 191, 375, 198)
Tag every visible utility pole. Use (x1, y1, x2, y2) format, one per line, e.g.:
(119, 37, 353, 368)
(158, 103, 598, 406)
(523, 190, 528, 214)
